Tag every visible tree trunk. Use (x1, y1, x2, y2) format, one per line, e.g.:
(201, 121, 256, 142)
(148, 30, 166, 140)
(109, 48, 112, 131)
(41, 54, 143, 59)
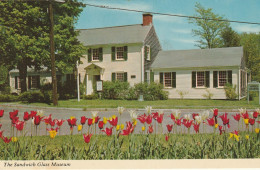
(18, 58, 27, 93)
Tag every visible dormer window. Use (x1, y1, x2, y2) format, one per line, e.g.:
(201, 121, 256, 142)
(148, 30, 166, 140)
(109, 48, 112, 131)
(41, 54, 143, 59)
(144, 45, 151, 61)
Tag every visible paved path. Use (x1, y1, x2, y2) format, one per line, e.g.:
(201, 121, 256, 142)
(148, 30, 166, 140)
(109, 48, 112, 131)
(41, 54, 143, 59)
(0, 104, 256, 137)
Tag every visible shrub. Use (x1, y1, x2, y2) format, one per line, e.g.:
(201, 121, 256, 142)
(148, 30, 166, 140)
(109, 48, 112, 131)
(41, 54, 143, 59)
(202, 89, 214, 99)
(19, 91, 44, 103)
(82, 93, 99, 100)
(224, 83, 238, 100)
(102, 81, 130, 100)
(177, 90, 189, 99)
(0, 94, 18, 102)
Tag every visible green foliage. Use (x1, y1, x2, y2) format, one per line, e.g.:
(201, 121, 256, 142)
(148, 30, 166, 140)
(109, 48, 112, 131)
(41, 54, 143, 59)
(221, 26, 240, 47)
(102, 81, 130, 100)
(189, 2, 230, 49)
(0, 94, 18, 102)
(202, 89, 214, 99)
(82, 94, 99, 100)
(18, 91, 44, 103)
(133, 83, 168, 100)
(177, 90, 189, 99)
(224, 83, 238, 100)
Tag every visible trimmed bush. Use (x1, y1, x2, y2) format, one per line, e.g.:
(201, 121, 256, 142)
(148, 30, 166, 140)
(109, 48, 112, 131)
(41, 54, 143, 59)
(134, 82, 168, 100)
(102, 81, 130, 100)
(19, 91, 44, 103)
(0, 94, 18, 102)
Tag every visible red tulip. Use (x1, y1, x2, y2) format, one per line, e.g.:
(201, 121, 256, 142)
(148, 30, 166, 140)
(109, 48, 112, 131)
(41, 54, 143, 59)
(9, 110, 18, 120)
(55, 119, 65, 127)
(174, 118, 182, 126)
(232, 114, 241, 122)
(232, 130, 239, 135)
(213, 109, 218, 117)
(98, 121, 104, 129)
(121, 121, 135, 135)
(0, 110, 4, 117)
(148, 125, 153, 134)
(152, 112, 159, 120)
(88, 118, 93, 126)
(11, 116, 19, 124)
(15, 121, 25, 131)
(95, 116, 101, 124)
(206, 117, 215, 127)
(49, 120, 55, 127)
(192, 113, 199, 120)
(183, 120, 193, 129)
(249, 118, 255, 125)
(166, 124, 173, 132)
(23, 112, 31, 121)
(165, 135, 169, 142)
(138, 113, 147, 124)
(0, 124, 2, 129)
(156, 114, 164, 124)
(253, 112, 258, 119)
(108, 117, 118, 127)
(102, 127, 113, 136)
(193, 123, 200, 133)
(170, 113, 176, 120)
(219, 125, 223, 135)
(0, 130, 3, 138)
(80, 116, 88, 125)
(83, 133, 93, 143)
(30, 111, 37, 118)
(242, 112, 249, 119)
(47, 127, 59, 132)
(146, 114, 153, 124)
(34, 115, 43, 126)
(219, 113, 230, 128)
(257, 121, 260, 124)
(67, 118, 77, 127)
(43, 114, 52, 125)
(2, 136, 12, 143)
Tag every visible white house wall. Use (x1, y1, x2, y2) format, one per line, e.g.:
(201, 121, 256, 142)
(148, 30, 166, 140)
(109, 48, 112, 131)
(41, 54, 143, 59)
(153, 68, 239, 99)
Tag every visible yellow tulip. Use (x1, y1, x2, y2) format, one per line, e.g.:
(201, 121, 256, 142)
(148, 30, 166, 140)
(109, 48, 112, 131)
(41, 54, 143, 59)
(70, 116, 75, 120)
(244, 119, 249, 125)
(234, 134, 240, 142)
(92, 118, 95, 124)
(103, 117, 107, 124)
(214, 124, 218, 128)
(78, 125, 82, 132)
(255, 128, 260, 134)
(11, 137, 18, 142)
(229, 133, 234, 139)
(116, 125, 120, 131)
(49, 130, 57, 139)
(246, 135, 249, 140)
(142, 126, 145, 131)
(133, 120, 137, 126)
(121, 124, 124, 130)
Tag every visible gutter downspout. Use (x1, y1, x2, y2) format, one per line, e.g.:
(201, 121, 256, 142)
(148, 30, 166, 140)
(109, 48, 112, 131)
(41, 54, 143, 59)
(141, 45, 144, 83)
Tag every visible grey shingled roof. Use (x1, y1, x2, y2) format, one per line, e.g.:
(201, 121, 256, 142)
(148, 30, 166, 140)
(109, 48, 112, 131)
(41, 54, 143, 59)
(151, 47, 243, 69)
(77, 24, 152, 46)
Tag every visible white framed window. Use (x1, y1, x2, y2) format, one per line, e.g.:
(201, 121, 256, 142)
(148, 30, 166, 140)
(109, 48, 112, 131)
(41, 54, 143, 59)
(218, 71, 227, 87)
(116, 72, 124, 81)
(31, 76, 38, 88)
(92, 48, 100, 61)
(160, 72, 176, 88)
(144, 45, 151, 61)
(196, 71, 205, 87)
(116, 47, 124, 60)
(164, 72, 172, 88)
(15, 76, 21, 89)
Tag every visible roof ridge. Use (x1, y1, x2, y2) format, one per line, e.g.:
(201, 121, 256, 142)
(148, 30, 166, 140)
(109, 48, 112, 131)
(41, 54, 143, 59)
(77, 24, 152, 31)
(160, 46, 243, 53)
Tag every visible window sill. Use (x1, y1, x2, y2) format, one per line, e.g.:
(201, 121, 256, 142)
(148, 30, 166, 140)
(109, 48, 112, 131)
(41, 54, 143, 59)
(194, 87, 208, 89)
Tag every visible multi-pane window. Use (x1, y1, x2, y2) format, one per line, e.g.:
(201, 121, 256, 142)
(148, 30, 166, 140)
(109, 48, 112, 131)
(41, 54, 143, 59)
(31, 76, 38, 88)
(145, 45, 150, 60)
(92, 48, 99, 61)
(218, 71, 227, 87)
(196, 71, 205, 87)
(15, 76, 21, 89)
(116, 47, 124, 60)
(116, 73, 124, 81)
(164, 72, 172, 87)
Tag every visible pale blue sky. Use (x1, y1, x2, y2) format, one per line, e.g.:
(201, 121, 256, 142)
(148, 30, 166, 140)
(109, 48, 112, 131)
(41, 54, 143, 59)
(76, 0, 260, 50)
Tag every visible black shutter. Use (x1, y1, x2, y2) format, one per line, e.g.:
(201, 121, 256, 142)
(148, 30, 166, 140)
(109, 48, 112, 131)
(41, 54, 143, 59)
(88, 48, 92, 62)
(144, 46, 148, 60)
(172, 72, 176, 88)
(124, 72, 128, 82)
(99, 48, 103, 61)
(159, 72, 164, 86)
(228, 70, 232, 85)
(150, 71, 154, 83)
(112, 73, 115, 82)
(28, 76, 31, 89)
(15, 76, 18, 89)
(123, 46, 128, 61)
(205, 71, 210, 88)
(111, 47, 115, 61)
(37, 75, 40, 88)
(213, 71, 218, 88)
(192, 71, 196, 88)
(144, 72, 147, 82)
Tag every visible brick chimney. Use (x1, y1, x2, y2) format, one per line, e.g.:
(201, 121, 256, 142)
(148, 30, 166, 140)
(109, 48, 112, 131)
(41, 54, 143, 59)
(142, 13, 153, 26)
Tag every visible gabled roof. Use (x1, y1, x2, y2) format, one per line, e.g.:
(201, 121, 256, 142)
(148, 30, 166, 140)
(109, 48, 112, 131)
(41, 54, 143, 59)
(77, 24, 152, 46)
(151, 47, 243, 69)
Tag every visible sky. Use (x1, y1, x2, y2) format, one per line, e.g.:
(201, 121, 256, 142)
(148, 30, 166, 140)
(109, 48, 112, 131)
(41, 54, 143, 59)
(75, 0, 260, 50)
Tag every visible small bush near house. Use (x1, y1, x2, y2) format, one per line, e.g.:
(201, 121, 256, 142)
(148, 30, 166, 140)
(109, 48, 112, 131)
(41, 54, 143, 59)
(224, 83, 238, 100)
(177, 90, 189, 99)
(202, 89, 214, 99)
(102, 81, 130, 100)
(0, 94, 18, 102)
(82, 93, 99, 100)
(134, 82, 168, 100)
(19, 91, 44, 103)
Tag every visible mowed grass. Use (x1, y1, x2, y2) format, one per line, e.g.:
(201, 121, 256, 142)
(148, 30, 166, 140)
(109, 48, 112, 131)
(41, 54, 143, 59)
(13, 96, 260, 109)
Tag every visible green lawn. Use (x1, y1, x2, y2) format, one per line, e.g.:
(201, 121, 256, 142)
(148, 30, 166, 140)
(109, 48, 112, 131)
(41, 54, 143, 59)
(6, 96, 260, 109)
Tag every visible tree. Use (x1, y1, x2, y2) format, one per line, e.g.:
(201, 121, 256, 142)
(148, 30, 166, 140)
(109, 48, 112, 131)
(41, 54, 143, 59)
(189, 3, 230, 49)
(221, 26, 240, 47)
(0, 1, 86, 95)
